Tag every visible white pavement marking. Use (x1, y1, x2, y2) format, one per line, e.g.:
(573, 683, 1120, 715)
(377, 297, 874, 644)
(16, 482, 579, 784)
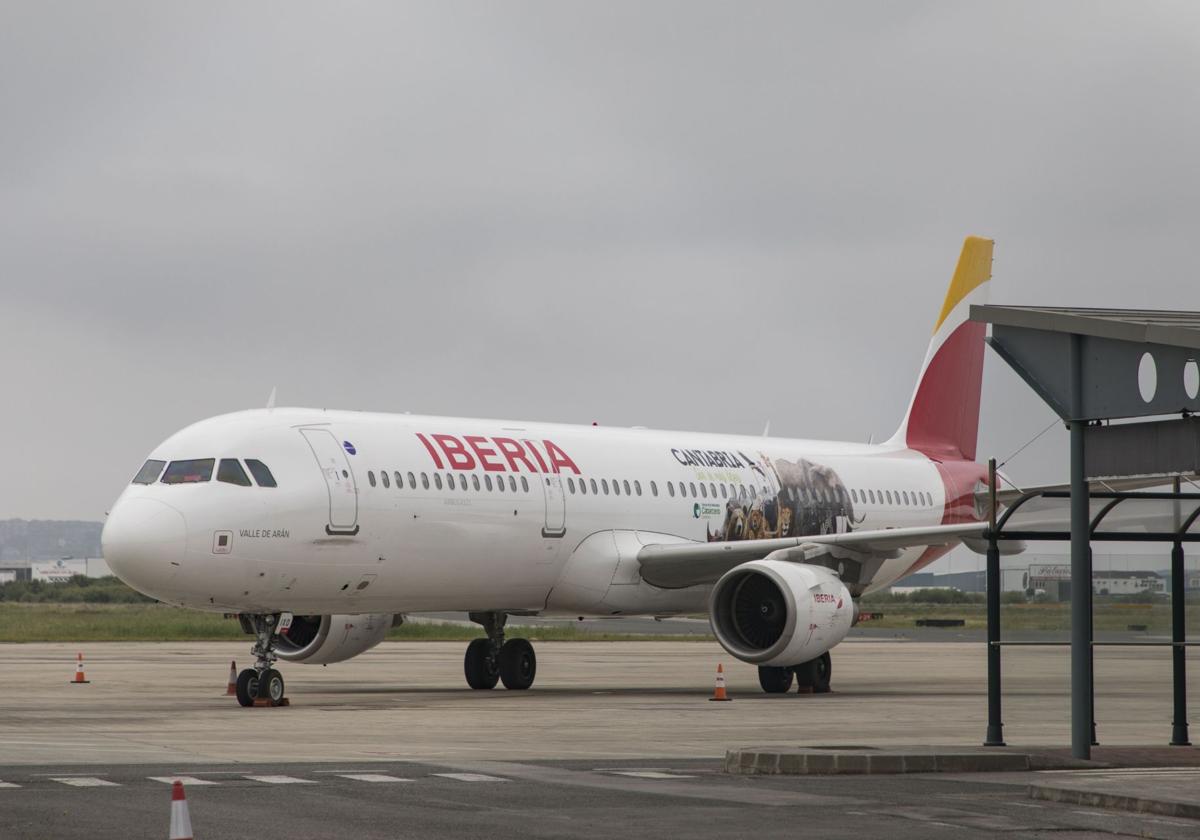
(0, 781, 20, 789)
(242, 775, 317, 785)
(148, 777, 219, 786)
(337, 774, 414, 783)
(433, 773, 509, 782)
(609, 770, 696, 779)
(51, 777, 119, 787)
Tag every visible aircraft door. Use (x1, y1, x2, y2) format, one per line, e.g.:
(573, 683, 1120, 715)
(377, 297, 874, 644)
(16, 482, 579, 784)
(541, 474, 566, 538)
(300, 428, 359, 535)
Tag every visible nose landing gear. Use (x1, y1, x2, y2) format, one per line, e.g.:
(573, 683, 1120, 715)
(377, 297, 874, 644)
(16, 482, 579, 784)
(234, 613, 289, 707)
(464, 611, 537, 691)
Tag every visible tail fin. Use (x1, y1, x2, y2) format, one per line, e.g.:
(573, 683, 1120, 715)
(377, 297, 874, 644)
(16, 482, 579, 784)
(888, 236, 993, 462)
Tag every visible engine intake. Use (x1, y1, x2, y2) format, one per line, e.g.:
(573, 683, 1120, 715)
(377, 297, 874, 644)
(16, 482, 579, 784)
(274, 613, 396, 664)
(709, 559, 853, 667)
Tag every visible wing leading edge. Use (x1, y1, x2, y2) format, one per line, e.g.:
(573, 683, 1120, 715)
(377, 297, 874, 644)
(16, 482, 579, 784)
(636, 523, 987, 590)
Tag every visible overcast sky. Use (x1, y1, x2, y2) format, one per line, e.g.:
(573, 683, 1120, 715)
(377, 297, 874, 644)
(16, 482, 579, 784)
(3, 2, 1199, 539)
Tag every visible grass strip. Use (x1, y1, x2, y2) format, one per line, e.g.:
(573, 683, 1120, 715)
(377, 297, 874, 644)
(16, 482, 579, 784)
(0, 604, 712, 643)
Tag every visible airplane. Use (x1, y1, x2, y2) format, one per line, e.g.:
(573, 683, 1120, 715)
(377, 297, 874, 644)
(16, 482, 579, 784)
(102, 236, 1011, 707)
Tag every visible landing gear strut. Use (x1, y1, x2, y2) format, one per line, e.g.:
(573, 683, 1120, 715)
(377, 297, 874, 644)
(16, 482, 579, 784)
(464, 612, 537, 690)
(235, 613, 287, 707)
(793, 652, 832, 694)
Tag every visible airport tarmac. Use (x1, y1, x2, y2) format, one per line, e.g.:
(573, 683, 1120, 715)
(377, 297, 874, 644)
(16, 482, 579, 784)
(2, 638, 1199, 764)
(3, 638, 1199, 837)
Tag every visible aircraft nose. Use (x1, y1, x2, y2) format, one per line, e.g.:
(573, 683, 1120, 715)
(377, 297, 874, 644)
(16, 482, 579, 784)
(101, 498, 187, 596)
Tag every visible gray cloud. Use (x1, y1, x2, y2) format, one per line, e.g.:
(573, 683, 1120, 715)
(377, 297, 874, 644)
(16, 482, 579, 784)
(2, 1, 1199, 539)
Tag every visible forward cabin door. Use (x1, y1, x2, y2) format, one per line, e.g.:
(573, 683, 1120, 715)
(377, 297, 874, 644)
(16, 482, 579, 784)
(541, 474, 566, 538)
(300, 428, 359, 535)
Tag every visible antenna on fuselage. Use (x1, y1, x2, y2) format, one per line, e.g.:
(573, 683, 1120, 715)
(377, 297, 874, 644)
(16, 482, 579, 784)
(266, 386, 277, 412)
(762, 420, 770, 437)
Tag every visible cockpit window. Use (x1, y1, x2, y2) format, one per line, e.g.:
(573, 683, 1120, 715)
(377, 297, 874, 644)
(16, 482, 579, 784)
(161, 459, 215, 484)
(245, 459, 277, 488)
(132, 460, 166, 485)
(217, 459, 252, 487)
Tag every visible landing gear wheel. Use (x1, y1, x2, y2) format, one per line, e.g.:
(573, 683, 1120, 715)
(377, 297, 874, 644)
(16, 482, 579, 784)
(235, 668, 258, 707)
(464, 638, 500, 690)
(794, 652, 832, 694)
(758, 665, 794, 694)
(498, 638, 536, 690)
(257, 668, 285, 705)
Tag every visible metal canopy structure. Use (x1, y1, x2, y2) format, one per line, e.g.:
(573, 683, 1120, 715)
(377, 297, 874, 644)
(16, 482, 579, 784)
(971, 305, 1200, 760)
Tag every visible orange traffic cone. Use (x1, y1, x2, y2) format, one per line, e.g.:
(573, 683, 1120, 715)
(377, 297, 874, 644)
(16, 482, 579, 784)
(169, 780, 193, 840)
(709, 663, 731, 701)
(70, 652, 90, 685)
(225, 660, 237, 696)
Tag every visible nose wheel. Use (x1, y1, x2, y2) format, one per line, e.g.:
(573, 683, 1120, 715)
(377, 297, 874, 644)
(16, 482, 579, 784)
(464, 611, 537, 690)
(235, 614, 289, 707)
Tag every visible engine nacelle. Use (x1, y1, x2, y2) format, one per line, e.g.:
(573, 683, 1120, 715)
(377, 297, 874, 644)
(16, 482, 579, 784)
(275, 614, 395, 664)
(709, 560, 853, 667)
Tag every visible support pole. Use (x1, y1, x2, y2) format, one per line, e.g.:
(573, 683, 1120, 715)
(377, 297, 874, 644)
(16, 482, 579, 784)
(1069, 334, 1092, 760)
(1171, 539, 1190, 746)
(985, 457, 1005, 746)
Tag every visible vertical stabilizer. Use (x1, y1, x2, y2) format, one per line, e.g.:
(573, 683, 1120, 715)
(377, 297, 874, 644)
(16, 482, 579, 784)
(888, 236, 993, 461)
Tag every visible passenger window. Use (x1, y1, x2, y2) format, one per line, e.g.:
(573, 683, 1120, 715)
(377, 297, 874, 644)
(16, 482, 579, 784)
(851, 489, 858, 503)
(678, 482, 687, 498)
(381, 471, 390, 489)
(472, 474, 481, 491)
(368, 471, 376, 488)
(421, 472, 430, 489)
(485, 474, 493, 491)
(602, 479, 610, 495)
(700, 483, 707, 498)
(161, 459, 215, 484)
(579, 478, 587, 495)
(689, 482, 697, 497)
(509, 476, 517, 492)
(521, 477, 529, 492)
(497, 475, 505, 492)
(434, 473, 443, 490)
(901, 491, 909, 505)
(867, 489, 875, 504)
(132, 459, 166, 485)
(624, 480, 631, 496)
(651, 480, 658, 497)
(749, 485, 756, 500)
(217, 459, 252, 487)
(394, 471, 403, 488)
(884, 490, 892, 504)
(709, 482, 716, 498)
(612, 479, 620, 496)
(567, 477, 576, 494)
(668, 482, 675, 498)
(445, 473, 455, 490)
(634, 480, 641, 496)
(407, 471, 416, 489)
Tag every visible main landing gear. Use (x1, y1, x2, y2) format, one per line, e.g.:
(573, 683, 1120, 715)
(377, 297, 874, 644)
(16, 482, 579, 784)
(757, 652, 832, 695)
(235, 613, 288, 707)
(464, 611, 536, 691)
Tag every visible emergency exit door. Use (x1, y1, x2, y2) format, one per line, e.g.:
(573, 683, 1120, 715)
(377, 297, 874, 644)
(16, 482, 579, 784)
(541, 474, 566, 538)
(300, 428, 359, 535)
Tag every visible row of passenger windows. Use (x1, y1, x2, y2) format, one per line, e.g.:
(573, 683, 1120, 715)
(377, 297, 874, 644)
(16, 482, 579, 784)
(132, 458, 278, 488)
(364, 467, 932, 508)
(368, 470, 531, 494)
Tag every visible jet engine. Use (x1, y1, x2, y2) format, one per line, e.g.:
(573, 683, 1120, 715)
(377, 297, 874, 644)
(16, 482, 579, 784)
(274, 613, 397, 664)
(708, 560, 853, 667)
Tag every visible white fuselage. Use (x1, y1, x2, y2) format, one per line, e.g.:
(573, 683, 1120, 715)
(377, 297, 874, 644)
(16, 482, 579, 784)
(101, 408, 984, 617)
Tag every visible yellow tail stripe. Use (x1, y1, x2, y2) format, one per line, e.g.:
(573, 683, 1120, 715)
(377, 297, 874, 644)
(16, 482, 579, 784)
(933, 236, 993, 334)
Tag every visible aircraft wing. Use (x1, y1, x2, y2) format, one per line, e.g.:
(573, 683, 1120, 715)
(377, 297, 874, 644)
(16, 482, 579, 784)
(636, 523, 987, 589)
